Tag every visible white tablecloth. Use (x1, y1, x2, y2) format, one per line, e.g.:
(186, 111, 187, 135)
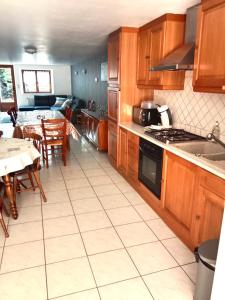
(0, 138, 40, 177)
(16, 110, 64, 126)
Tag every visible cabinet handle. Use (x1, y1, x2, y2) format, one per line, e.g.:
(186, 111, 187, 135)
(222, 85, 225, 90)
(196, 215, 201, 220)
(145, 56, 150, 59)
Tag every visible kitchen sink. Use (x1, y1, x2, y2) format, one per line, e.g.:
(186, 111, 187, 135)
(201, 153, 225, 161)
(174, 141, 225, 156)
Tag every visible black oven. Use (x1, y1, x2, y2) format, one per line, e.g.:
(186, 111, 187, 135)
(138, 138, 163, 199)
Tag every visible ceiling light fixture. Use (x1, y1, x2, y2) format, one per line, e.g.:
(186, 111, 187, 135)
(24, 45, 37, 54)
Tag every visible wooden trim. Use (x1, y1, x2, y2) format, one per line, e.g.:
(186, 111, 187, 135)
(109, 27, 138, 38)
(21, 69, 52, 94)
(140, 14, 185, 31)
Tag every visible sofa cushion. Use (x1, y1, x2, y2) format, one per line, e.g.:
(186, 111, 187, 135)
(53, 97, 67, 107)
(19, 105, 35, 111)
(61, 99, 72, 110)
(50, 106, 62, 111)
(34, 95, 51, 106)
(34, 106, 51, 110)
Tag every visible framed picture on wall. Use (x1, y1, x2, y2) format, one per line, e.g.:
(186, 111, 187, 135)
(100, 62, 108, 82)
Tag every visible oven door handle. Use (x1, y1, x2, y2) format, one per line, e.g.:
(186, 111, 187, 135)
(139, 146, 162, 160)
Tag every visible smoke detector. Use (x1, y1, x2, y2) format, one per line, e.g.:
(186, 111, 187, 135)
(24, 46, 37, 54)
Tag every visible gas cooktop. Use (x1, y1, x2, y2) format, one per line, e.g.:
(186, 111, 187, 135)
(145, 128, 206, 144)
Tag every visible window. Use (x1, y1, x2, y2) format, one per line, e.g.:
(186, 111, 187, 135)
(22, 70, 52, 93)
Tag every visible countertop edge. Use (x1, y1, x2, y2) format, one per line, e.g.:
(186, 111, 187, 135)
(119, 122, 225, 181)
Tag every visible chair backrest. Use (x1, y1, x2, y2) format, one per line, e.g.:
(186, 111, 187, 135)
(0, 131, 3, 138)
(41, 118, 67, 142)
(23, 132, 42, 152)
(7, 107, 17, 127)
(65, 107, 72, 121)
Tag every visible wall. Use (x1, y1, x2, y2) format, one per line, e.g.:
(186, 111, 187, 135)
(71, 49, 108, 112)
(14, 64, 72, 106)
(154, 71, 225, 142)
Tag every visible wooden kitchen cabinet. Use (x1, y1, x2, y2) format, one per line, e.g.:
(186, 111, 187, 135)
(108, 88, 119, 122)
(193, 0, 225, 93)
(108, 33, 120, 85)
(193, 170, 225, 245)
(127, 131, 139, 182)
(81, 111, 108, 151)
(161, 151, 198, 247)
(118, 127, 128, 175)
(162, 151, 225, 249)
(108, 119, 118, 166)
(137, 14, 186, 90)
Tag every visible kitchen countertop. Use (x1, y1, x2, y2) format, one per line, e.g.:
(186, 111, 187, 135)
(81, 109, 108, 120)
(120, 121, 225, 180)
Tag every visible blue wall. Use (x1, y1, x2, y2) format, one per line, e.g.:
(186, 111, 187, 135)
(71, 49, 108, 111)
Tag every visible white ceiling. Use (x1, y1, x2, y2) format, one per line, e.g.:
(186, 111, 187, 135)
(0, 0, 199, 65)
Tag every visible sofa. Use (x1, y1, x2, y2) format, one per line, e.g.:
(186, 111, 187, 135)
(19, 95, 68, 111)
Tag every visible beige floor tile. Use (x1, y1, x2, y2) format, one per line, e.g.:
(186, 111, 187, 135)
(88, 175, 113, 186)
(45, 234, 85, 264)
(1, 240, 44, 273)
(109, 174, 127, 184)
(106, 206, 142, 226)
(116, 182, 135, 193)
(65, 178, 90, 189)
(40, 167, 63, 180)
(93, 184, 121, 197)
(103, 167, 120, 176)
(52, 289, 100, 300)
(162, 238, 195, 265)
(80, 162, 101, 170)
(99, 277, 153, 300)
(134, 204, 160, 221)
(17, 192, 42, 207)
(0, 234, 5, 247)
(127, 241, 178, 275)
(62, 169, 86, 180)
(47, 257, 96, 299)
(182, 262, 198, 283)
(43, 179, 66, 192)
(115, 222, 158, 247)
(123, 191, 146, 205)
(143, 267, 194, 300)
(43, 216, 79, 238)
(42, 202, 73, 219)
(89, 249, 138, 286)
(42, 190, 70, 204)
(99, 194, 130, 209)
(76, 211, 111, 232)
(72, 198, 102, 214)
(68, 186, 96, 201)
(82, 227, 123, 255)
(146, 219, 176, 240)
(9, 206, 42, 225)
(6, 221, 43, 246)
(0, 266, 47, 300)
(84, 168, 107, 177)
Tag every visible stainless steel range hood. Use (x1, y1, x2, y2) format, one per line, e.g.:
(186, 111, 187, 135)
(150, 4, 199, 71)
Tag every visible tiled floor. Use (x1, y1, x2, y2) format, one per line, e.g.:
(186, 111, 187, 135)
(0, 137, 197, 300)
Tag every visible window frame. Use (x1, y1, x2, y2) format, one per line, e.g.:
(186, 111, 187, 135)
(22, 69, 52, 94)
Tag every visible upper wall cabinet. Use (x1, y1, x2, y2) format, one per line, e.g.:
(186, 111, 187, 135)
(108, 33, 120, 85)
(193, 0, 225, 93)
(137, 14, 186, 90)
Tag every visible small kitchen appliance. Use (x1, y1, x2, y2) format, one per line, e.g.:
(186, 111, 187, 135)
(133, 106, 161, 127)
(157, 105, 173, 127)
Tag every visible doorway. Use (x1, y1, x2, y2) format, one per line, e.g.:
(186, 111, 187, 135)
(0, 65, 17, 112)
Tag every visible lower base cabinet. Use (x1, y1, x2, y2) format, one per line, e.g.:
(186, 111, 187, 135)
(108, 119, 118, 166)
(162, 151, 225, 249)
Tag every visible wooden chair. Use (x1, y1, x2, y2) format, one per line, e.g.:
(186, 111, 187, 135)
(41, 118, 67, 168)
(7, 106, 17, 127)
(10, 133, 47, 203)
(65, 107, 73, 121)
(0, 182, 10, 237)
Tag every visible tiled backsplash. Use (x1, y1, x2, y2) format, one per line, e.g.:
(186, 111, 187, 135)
(154, 71, 225, 142)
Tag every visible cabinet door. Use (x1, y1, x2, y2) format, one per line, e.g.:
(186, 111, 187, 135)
(162, 152, 197, 242)
(108, 88, 119, 121)
(137, 28, 150, 85)
(91, 118, 99, 146)
(193, 0, 225, 93)
(108, 120, 118, 165)
(108, 33, 120, 84)
(118, 128, 127, 175)
(148, 23, 164, 85)
(127, 131, 139, 181)
(196, 187, 224, 244)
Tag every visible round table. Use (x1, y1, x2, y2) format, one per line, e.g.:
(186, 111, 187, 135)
(0, 138, 40, 219)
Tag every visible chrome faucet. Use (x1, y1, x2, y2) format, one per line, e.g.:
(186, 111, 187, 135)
(207, 121, 225, 149)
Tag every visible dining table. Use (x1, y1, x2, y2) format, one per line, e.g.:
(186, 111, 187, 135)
(0, 138, 41, 219)
(14, 110, 80, 139)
